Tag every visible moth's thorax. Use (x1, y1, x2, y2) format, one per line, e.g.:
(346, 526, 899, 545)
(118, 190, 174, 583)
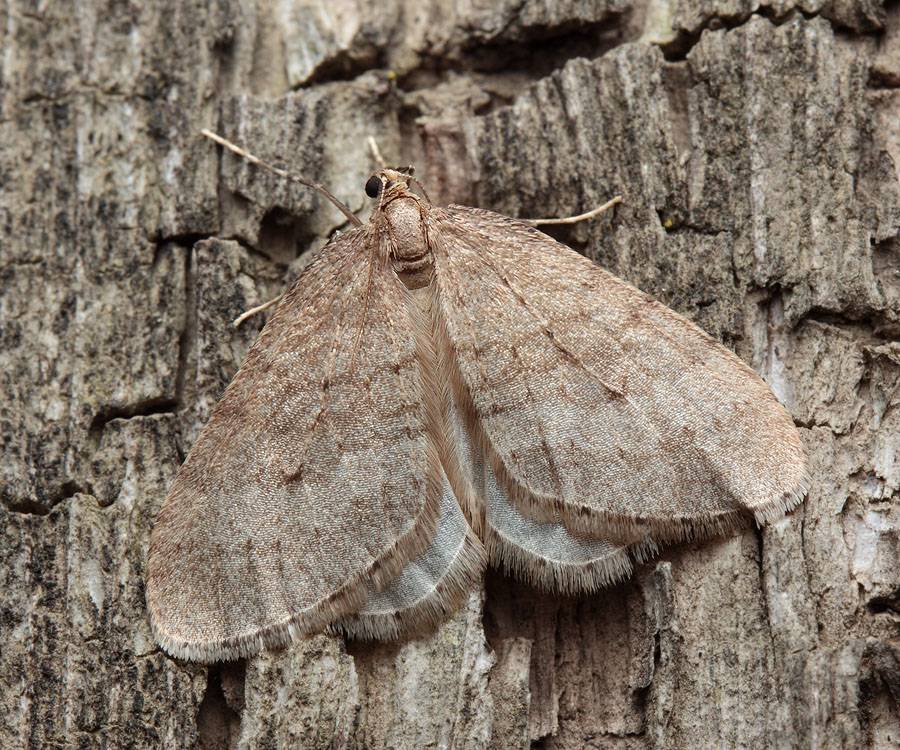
(383, 196, 433, 289)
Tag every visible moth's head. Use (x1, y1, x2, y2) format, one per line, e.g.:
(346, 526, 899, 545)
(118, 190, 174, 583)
(364, 166, 416, 203)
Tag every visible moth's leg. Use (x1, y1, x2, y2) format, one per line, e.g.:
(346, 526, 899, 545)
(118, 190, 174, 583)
(232, 294, 284, 328)
(201, 129, 362, 227)
(202, 127, 362, 328)
(522, 195, 622, 226)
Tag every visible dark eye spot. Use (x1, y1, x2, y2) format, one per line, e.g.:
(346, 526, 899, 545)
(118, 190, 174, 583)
(365, 176, 382, 198)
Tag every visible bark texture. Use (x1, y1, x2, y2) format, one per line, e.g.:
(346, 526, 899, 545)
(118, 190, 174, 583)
(2, 1, 898, 748)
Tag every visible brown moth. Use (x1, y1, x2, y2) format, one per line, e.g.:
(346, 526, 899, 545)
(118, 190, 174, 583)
(146, 134, 809, 662)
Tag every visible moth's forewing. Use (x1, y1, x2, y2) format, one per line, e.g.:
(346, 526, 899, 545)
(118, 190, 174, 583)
(146, 228, 443, 662)
(431, 205, 808, 546)
(436, 313, 637, 592)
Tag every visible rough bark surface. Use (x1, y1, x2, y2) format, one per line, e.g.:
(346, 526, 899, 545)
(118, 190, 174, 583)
(1, 0, 898, 748)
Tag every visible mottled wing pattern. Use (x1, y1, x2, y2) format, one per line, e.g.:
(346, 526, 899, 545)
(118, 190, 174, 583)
(147, 227, 442, 661)
(431, 206, 808, 544)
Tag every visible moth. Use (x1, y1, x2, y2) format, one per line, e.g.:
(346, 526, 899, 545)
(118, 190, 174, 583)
(146, 132, 809, 662)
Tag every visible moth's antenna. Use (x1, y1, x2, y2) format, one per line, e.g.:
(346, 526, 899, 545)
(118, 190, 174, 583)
(367, 136, 387, 169)
(201, 129, 362, 228)
(524, 195, 623, 226)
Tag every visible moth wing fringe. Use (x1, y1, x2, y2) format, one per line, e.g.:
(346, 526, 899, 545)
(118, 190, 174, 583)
(751, 473, 811, 527)
(628, 536, 660, 565)
(482, 435, 811, 548)
(331, 527, 486, 641)
(484, 522, 633, 595)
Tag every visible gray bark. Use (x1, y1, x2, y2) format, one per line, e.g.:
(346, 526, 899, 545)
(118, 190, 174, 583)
(2, 1, 898, 748)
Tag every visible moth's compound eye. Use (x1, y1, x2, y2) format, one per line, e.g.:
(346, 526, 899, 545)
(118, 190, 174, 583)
(365, 175, 383, 199)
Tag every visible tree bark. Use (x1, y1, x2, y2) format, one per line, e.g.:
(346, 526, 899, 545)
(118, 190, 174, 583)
(2, 1, 898, 748)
